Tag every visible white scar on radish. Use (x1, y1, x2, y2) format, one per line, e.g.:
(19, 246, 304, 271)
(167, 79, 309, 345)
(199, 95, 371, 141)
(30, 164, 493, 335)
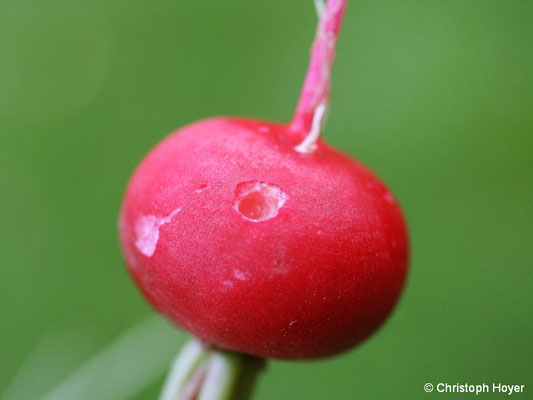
(135, 208, 181, 257)
(292, 0, 347, 154)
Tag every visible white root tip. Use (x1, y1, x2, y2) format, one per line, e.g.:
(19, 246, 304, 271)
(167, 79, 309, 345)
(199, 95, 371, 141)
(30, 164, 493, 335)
(314, 0, 326, 19)
(294, 101, 328, 154)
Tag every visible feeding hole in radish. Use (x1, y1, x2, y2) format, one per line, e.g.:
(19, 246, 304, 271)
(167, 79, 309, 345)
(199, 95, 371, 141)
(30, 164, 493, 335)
(235, 181, 288, 222)
(195, 183, 209, 193)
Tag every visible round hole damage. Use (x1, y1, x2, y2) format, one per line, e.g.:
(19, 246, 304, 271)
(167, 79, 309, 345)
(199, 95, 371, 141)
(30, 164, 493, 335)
(235, 181, 288, 222)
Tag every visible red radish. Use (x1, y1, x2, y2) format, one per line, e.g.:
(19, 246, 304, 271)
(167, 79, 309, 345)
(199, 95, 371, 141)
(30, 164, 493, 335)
(119, 0, 408, 360)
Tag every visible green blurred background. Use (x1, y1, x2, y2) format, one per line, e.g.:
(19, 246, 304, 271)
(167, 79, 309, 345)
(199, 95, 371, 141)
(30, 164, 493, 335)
(1, 0, 532, 399)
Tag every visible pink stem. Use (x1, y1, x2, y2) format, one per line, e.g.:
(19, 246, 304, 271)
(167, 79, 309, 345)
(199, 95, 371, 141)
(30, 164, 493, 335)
(290, 0, 347, 140)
